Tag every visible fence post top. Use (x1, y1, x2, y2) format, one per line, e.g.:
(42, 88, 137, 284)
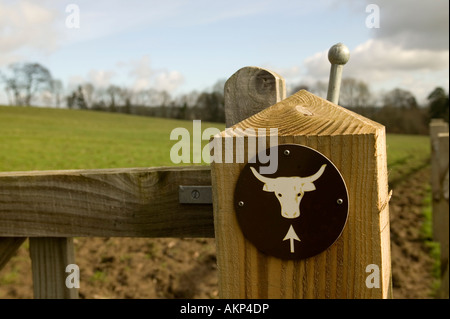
(328, 43, 350, 65)
(221, 89, 384, 137)
(224, 66, 286, 127)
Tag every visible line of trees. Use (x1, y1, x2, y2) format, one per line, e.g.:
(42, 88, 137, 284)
(0, 62, 226, 123)
(292, 79, 449, 135)
(1, 62, 448, 134)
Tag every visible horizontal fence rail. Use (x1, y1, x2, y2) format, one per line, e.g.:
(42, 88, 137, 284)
(0, 166, 214, 238)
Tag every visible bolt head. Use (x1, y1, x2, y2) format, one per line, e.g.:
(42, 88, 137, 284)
(191, 190, 200, 200)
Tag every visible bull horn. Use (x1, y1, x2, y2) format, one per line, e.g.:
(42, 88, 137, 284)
(250, 167, 274, 184)
(302, 164, 327, 182)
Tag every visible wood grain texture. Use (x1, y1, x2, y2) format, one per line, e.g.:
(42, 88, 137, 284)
(0, 237, 26, 272)
(430, 121, 449, 202)
(211, 89, 391, 298)
(0, 166, 214, 237)
(430, 122, 449, 259)
(30, 237, 78, 299)
(224, 66, 286, 127)
(435, 133, 449, 286)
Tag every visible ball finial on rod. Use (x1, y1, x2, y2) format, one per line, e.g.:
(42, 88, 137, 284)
(326, 43, 350, 104)
(328, 43, 350, 65)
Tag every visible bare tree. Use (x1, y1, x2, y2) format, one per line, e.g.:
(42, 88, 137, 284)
(106, 85, 122, 112)
(186, 90, 200, 108)
(383, 88, 418, 109)
(340, 78, 371, 108)
(1, 62, 53, 106)
(119, 87, 132, 113)
(82, 83, 94, 109)
(310, 81, 328, 99)
(212, 78, 226, 94)
(51, 79, 64, 107)
(0, 70, 14, 105)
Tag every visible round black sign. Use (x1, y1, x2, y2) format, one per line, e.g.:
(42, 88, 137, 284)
(234, 144, 348, 260)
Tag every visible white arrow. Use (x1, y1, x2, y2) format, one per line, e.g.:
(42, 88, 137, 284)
(283, 225, 301, 253)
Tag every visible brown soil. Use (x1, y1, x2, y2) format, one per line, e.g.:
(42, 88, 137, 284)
(389, 166, 437, 299)
(0, 167, 438, 299)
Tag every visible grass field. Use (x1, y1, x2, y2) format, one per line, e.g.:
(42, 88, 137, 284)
(0, 106, 224, 172)
(0, 106, 431, 185)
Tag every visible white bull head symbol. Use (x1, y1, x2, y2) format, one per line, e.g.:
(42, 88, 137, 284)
(250, 164, 327, 219)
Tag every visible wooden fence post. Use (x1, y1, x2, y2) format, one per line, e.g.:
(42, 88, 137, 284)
(29, 237, 78, 299)
(429, 120, 449, 298)
(211, 74, 391, 298)
(224, 66, 286, 127)
(438, 132, 449, 299)
(430, 120, 449, 245)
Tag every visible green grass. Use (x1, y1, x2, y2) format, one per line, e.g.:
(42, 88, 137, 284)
(386, 134, 431, 186)
(0, 266, 20, 285)
(420, 184, 442, 296)
(89, 270, 107, 283)
(0, 106, 224, 172)
(1, 106, 431, 186)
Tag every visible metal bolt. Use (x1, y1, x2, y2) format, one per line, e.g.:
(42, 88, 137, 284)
(284, 149, 290, 156)
(191, 189, 200, 200)
(238, 201, 245, 207)
(337, 198, 344, 205)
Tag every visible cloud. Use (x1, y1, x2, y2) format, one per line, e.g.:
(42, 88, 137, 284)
(0, 1, 60, 65)
(335, 0, 449, 50)
(66, 70, 116, 91)
(153, 70, 185, 92)
(304, 39, 449, 80)
(373, 0, 449, 50)
(301, 0, 449, 102)
(66, 55, 184, 94)
(121, 55, 184, 93)
(126, 55, 153, 91)
(67, 75, 86, 91)
(349, 40, 448, 77)
(303, 39, 449, 102)
(87, 69, 117, 89)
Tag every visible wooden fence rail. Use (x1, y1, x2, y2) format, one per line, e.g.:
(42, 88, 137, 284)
(0, 166, 213, 238)
(1, 43, 393, 299)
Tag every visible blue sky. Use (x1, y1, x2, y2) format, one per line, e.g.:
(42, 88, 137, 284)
(1, 0, 449, 104)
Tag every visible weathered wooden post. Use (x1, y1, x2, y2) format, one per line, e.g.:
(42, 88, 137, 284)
(225, 66, 286, 127)
(437, 132, 449, 299)
(430, 119, 449, 298)
(430, 120, 449, 243)
(29, 238, 78, 299)
(211, 63, 391, 298)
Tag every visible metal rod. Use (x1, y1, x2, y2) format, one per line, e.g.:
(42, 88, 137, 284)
(326, 43, 350, 104)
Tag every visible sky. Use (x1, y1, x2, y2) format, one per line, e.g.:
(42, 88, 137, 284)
(0, 0, 448, 105)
